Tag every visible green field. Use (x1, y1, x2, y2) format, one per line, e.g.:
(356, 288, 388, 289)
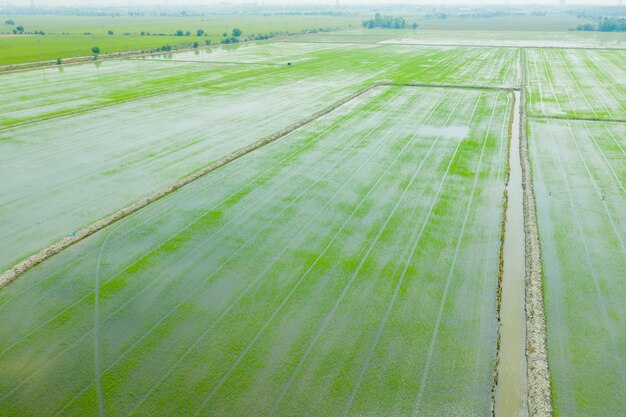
(0, 14, 361, 65)
(0, 12, 615, 66)
(526, 48, 626, 119)
(528, 119, 625, 416)
(291, 27, 626, 48)
(524, 35, 626, 416)
(1, 10, 626, 417)
(0, 85, 511, 416)
(0, 41, 519, 272)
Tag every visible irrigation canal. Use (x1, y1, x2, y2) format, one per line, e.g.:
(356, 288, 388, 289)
(494, 91, 528, 417)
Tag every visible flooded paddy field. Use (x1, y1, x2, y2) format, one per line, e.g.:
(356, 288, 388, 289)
(528, 120, 625, 416)
(1, 24, 624, 417)
(526, 48, 626, 119)
(0, 42, 519, 272)
(0, 87, 511, 416)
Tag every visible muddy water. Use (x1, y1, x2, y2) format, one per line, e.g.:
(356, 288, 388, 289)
(495, 91, 528, 417)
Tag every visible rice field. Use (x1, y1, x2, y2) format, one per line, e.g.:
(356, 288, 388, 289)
(0, 42, 519, 128)
(294, 28, 626, 49)
(0, 14, 362, 65)
(1, 19, 625, 417)
(526, 48, 626, 119)
(528, 119, 626, 416)
(0, 86, 511, 416)
(523, 40, 626, 416)
(0, 42, 519, 272)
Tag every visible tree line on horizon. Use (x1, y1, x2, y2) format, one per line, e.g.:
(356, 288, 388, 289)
(362, 13, 417, 30)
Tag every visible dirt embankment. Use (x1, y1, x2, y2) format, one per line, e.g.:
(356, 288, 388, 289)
(0, 48, 170, 74)
(519, 48, 553, 417)
(0, 83, 382, 289)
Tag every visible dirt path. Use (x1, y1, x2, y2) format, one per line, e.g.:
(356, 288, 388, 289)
(384, 81, 516, 92)
(519, 48, 554, 417)
(528, 114, 626, 124)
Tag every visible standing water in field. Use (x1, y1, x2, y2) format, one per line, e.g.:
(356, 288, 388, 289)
(495, 91, 528, 417)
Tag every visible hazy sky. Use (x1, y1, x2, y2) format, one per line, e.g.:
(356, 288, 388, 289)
(1, 0, 621, 7)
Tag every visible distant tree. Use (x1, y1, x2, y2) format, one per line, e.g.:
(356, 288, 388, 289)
(140, 31, 146, 36)
(221, 36, 240, 44)
(175, 29, 184, 36)
(185, 31, 191, 36)
(598, 17, 626, 32)
(5, 19, 15, 26)
(91, 46, 100, 54)
(232, 27, 242, 37)
(192, 41, 199, 48)
(412, 22, 418, 29)
(222, 32, 227, 37)
(107, 30, 114, 35)
(196, 28, 205, 36)
(16, 25, 24, 34)
(576, 24, 595, 31)
(56, 57, 62, 65)
(204, 39, 212, 45)
(362, 13, 406, 30)
(161, 44, 172, 51)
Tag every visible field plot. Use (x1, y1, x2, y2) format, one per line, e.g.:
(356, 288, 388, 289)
(0, 86, 511, 416)
(0, 65, 374, 272)
(0, 14, 361, 65)
(0, 59, 256, 127)
(0, 42, 519, 129)
(526, 48, 626, 119)
(155, 42, 520, 87)
(354, 45, 519, 87)
(293, 28, 626, 49)
(528, 120, 626, 416)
